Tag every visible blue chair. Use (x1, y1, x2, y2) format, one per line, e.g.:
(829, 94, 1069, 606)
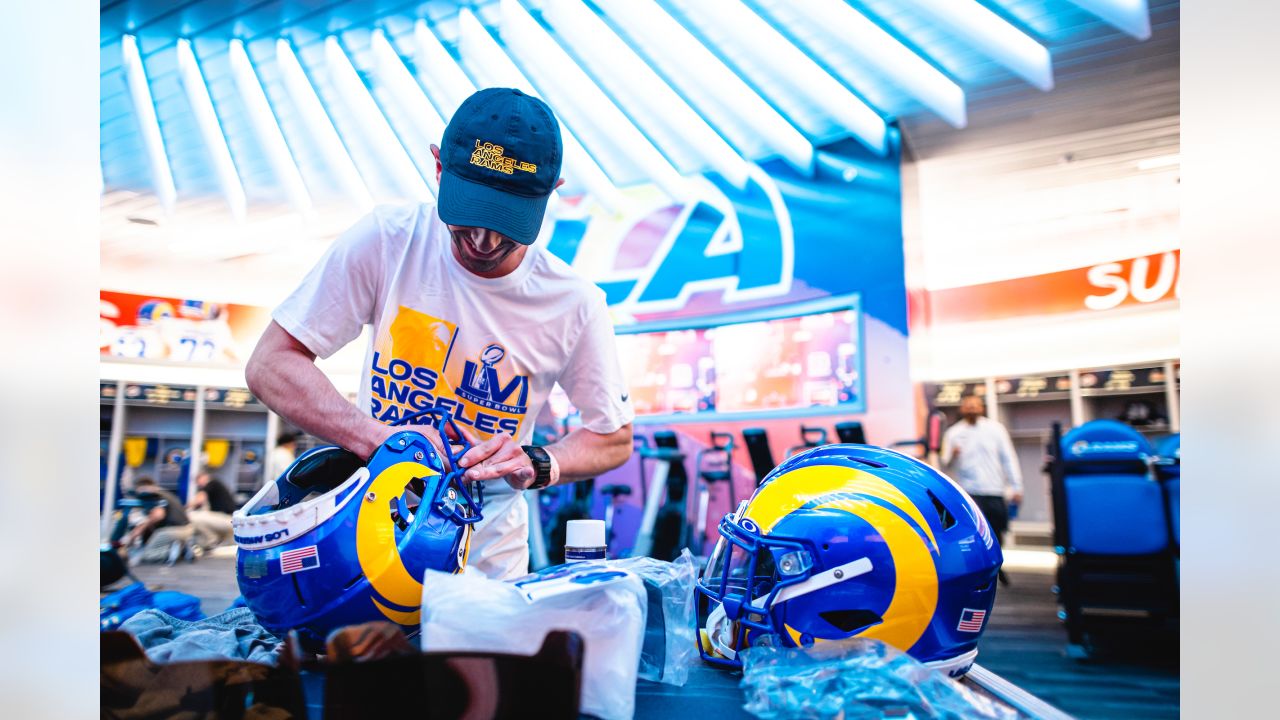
(1154, 434, 1180, 549)
(1049, 420, 1179, 655)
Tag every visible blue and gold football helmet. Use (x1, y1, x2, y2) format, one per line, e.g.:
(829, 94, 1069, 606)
(697, 444, 1002, 676)
(234, 409, 482, 651)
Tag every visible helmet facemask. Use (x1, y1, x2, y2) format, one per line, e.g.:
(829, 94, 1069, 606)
(698, 502, 879, 665)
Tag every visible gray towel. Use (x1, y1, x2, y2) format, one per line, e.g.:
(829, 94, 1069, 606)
(120, 606, 283, 665)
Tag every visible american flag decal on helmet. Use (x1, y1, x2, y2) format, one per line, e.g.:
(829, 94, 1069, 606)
(957, 608, 987, 633)
(280, 545, 319, 574)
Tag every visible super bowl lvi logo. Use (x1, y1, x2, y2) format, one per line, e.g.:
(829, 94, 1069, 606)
(457, 343, 529, 415)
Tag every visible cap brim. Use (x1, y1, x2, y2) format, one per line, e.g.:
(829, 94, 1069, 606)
(437, 169, 550, 246)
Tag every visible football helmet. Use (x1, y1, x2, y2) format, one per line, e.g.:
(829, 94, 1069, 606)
(697, 444, 1002, 676)
(235, 408, 482, 651)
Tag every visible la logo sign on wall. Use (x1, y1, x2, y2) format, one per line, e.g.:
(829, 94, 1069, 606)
(546, 137, 908, 340)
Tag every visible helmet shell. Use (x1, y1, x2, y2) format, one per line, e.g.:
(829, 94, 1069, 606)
(235, 431, 477, 650)
(698, 444, 1002, 675)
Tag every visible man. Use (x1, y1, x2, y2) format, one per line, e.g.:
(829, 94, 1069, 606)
(246, 88, 634, 579)
(186, 471, 236, 550)
(941, 394, 1023, 583)
(121, 477, 194, 564)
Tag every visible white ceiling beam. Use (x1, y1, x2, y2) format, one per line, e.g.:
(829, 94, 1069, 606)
(412, 19, 478, 119)
(275, 38, 373, 210)
(228, 39, 313, 217)
(325, 36, 434, 201)
(369, 28, 447, 191)
(670, 0, 887, 154)
(176, 39, 247, 221)
(592, 0, 814, 173)
(499, 0, 689, 199)
(541, 0, 750, 189)
(898, 0, 1054, 91)
(755, 0, 967, 128)
(121, 35, 177, 214)
(1065, 0, 1151, 40)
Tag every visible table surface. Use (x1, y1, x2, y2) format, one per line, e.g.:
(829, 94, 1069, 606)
(129, 553, 1175, 719)
(636, 664, 753, 719)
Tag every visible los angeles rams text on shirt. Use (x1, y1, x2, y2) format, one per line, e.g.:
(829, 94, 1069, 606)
(368, 306, 527, 438)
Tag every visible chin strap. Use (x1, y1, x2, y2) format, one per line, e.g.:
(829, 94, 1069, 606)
(703, 556, 877, 661)
(703, 604, 738, 660)
(925, 648, 979, 678)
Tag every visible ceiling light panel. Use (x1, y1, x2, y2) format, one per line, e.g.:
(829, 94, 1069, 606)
(662, 0, 888, 153)
(540, 0, 750, 187)
(591, 0, 814, 173)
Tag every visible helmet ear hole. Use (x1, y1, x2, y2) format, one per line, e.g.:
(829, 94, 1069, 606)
(927, 490, 957, 530)
(389, 498, 409, 531)
(819, 609, 882, 633)
(390, 480, 423, 532)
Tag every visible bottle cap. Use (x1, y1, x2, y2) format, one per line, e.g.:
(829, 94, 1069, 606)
(566, 519, 606, 549)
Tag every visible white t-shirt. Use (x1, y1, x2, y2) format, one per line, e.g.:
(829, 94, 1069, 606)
(273, 203, 634, 578)
(940, 416, 1023, 498)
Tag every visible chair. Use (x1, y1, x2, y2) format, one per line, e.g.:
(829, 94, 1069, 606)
(1048, 420, 1178, 656)
(834, 421, 867, 444)
(1154, 434, 1180, 550)
(783, 425, 828, 458)
(741, 428, 776, 486)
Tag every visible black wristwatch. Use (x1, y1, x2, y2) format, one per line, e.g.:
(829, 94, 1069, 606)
(521, 445, 553, 490)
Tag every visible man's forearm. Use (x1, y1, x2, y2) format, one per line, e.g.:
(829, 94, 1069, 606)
(545, 424, 633, 484)
(246, 337, 381, 458)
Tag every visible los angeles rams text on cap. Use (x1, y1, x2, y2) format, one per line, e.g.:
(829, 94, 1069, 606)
(470, 140, 537, 175)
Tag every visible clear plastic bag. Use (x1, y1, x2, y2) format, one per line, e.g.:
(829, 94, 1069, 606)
(421, 565, 647, 720)
(739, 638, 1018, 720)
(608, 549, 698, 686)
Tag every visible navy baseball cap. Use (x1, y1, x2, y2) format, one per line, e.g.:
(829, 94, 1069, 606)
(437, 88, 563, 246)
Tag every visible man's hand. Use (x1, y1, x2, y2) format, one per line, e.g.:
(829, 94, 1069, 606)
(457, 433, 536, 490)
(360, 419, 453, 469)
(1010, 491, 1024, 505)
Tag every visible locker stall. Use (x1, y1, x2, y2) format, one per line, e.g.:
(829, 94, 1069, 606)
(924, 360, 1179, 545)
(1078, 363, 1180, 441)
(99, 382, 273, 523)
(993, 374, 1074, 530)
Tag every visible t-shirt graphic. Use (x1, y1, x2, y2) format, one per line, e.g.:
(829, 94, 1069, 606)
(368, 305, 528, 441)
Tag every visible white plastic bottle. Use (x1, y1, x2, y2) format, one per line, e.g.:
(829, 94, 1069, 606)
(564, 519, 606, 561)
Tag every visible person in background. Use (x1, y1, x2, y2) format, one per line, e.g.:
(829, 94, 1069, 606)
(121, 477, 194, 564)
(186, 471, 237, 550)
(941, 394, 1023, 585)
(271, 431, 301, 480)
